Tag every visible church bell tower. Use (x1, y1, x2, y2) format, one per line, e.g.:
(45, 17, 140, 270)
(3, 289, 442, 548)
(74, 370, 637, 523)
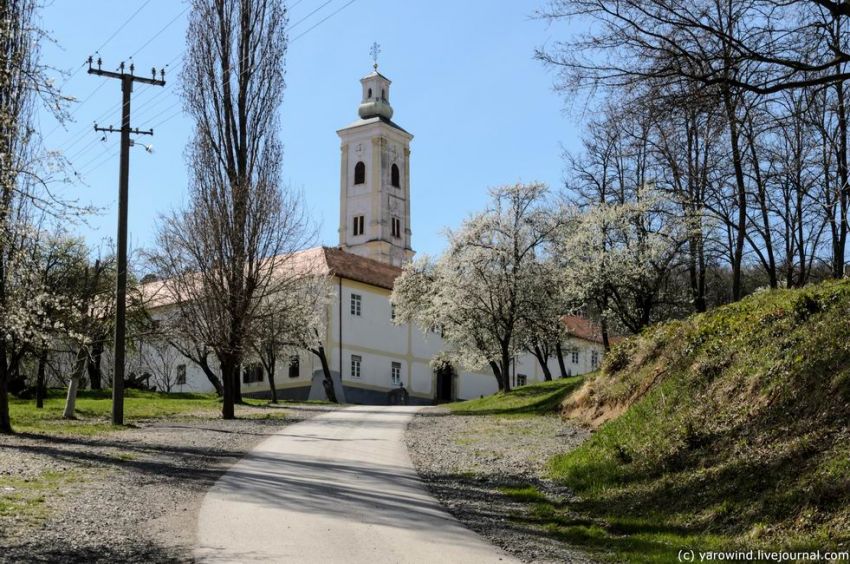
(337, 54, 414, 267)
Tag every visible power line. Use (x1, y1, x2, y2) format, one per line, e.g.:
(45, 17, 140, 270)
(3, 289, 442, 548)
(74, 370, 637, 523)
(72, 7, 185, 147)
(75, 142, 115, 176)
(133, 88, 179, 122)
(67, 134, 106, 163)
(149, 107, 185, 131)
(50, 5, 187, 153)
(128, 6, 189, 60)
(44, 1, 154, 140)
(89, 0, 361, 138)
(76, 141, 120, 179)
(89, 52, 186, 131)
(62, 84, 156, 157)
(289, 0, 336, 30)
(291, 0, 357, 43)
(97, 0, 154, 55)
(66, 59, 185, 164)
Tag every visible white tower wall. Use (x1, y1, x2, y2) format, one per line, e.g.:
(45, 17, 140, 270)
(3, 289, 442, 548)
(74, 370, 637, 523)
(337, 68, 414, 267)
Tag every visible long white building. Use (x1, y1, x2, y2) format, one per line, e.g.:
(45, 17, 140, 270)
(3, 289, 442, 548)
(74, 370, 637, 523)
(141, 65, 607, 404)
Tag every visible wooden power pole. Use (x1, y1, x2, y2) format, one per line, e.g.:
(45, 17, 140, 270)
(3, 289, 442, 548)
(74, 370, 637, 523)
(87, 57, 166, 425)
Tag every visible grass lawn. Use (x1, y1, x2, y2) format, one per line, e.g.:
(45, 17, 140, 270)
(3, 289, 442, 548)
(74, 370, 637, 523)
(447, 377, 585, 417)
(7, 389, 289, 436)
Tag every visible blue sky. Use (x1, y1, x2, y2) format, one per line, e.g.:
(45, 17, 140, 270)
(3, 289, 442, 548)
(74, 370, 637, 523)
(39, 0, 581, 260)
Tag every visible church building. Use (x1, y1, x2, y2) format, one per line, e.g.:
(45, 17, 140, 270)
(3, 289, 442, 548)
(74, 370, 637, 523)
(141, 64, 607, 403)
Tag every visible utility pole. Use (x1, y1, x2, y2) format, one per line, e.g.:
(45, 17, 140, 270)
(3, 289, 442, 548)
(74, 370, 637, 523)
(88, 57, 165, 425)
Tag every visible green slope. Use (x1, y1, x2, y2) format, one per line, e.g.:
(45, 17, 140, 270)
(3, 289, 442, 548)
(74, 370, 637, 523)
(448, 377, 584, 416)
(551, 280, 850, 560)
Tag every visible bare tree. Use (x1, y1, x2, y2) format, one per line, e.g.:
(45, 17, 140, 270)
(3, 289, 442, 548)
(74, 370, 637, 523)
(649, 93, 727, 311)
(538, 0, 849, 301)
(143, 299, 224, 396)
(536, 0, 850, 96)
(141, 337, 180, 393)
(250, 271, 332, 403)
(150, 0, 314, 419)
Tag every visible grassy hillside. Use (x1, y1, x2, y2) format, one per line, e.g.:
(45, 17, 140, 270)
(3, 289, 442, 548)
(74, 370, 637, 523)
(551, 280, 850, 560)
(447, 377, 584, 416)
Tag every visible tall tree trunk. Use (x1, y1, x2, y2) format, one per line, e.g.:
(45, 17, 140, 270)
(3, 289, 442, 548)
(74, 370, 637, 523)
(220, 357, 236, 420)
(836, 77, 849, 278)
(197, 355, 224, 396)
(532, 344, 553, 381)
(723, 88, 748, 301)
(797, 184, 807, 286)
(745, 123, 778, 288)
(87, 340, 104, 390)
(0, 347, 11, 434)
(555, 341, 568, 378)
(488, 360, 504, 391)
(689, 223, 708, 313)
(500, 346, 512, 393)
(267, 361, 278, 404)
(234, 363, 243, 404)
(36, 346, 47, 409)
(697, 223, 707, 309)
(62, 347, 88, 419)
(312, 345, 337, 403)
(600, 314, 611, 352)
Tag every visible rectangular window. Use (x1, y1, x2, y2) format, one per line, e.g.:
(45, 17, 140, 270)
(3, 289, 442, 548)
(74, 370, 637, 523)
(391, 216, 401, 238)
(176, 364, 187, 385)
(243, 363, 264, 384)
(517, 374, 527, 387)
(351, 355, 362, 379)
(571, 349, 580, 364)
(391, 303, 396, 321)
(288, 355, 300, 378)
(350, 293, 362, 316)
(391, 362, 401, 385)
(591, 350, 599, 369)
(353, 215, 365, 236)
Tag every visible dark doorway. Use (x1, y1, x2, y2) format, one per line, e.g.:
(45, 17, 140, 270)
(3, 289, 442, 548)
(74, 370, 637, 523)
(435, 365, 454, 403)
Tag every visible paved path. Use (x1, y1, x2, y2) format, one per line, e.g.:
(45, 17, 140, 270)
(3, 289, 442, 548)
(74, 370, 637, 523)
(195, 405, 519, 564)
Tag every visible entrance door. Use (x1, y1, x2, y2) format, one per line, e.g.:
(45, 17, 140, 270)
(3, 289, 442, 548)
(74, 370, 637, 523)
(435, 365, 453, 403)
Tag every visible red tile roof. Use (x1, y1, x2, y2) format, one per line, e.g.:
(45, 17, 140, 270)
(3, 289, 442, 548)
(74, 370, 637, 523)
(561, 315, 612, 345)
(141, 246, 402, 308)
(320, 247, 402, 290)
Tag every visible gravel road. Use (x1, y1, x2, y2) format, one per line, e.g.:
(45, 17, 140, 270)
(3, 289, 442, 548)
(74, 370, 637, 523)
(405, 408, 595, 564)
(0, 404, 337, 563)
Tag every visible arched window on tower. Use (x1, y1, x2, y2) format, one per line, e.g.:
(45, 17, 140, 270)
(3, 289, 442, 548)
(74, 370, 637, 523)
(354, 161, 366, 185)
(391, 164, 400, 188)
(367, 88, 372, 99)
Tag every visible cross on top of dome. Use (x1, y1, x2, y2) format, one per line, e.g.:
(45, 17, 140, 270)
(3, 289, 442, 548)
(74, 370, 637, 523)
(370, 42, 381, 71)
